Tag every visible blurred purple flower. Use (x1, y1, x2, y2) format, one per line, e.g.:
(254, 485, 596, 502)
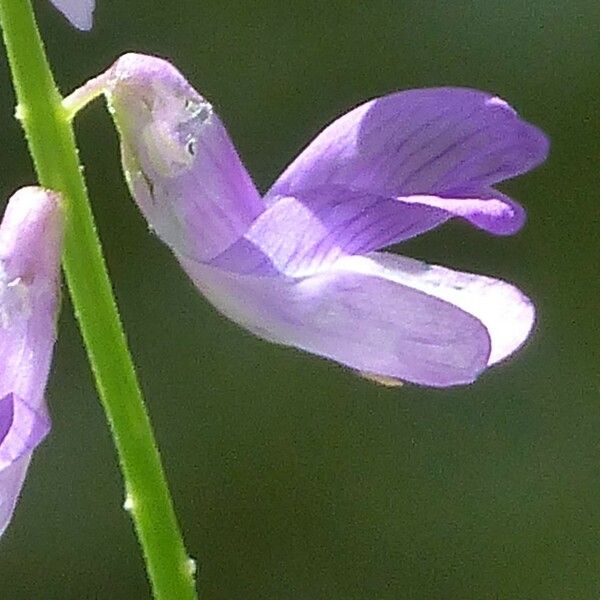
(49, 0, 94, 30)
(104, 53, 548, 387)
(0, 188, 63, 536)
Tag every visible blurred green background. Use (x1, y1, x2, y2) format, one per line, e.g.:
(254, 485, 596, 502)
(1, 0, 599, 598)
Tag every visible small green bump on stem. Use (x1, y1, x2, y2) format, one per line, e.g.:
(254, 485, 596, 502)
(14, 103, 26, 121)
(187, 558, 198, 578)
(123, 492, 135, 513)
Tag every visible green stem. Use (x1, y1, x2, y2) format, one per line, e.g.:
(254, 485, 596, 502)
(0, 2, 197, 599)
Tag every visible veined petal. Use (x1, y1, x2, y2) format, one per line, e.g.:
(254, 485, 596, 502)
(104, 53, 264, 263)
(49, 0, 95, 31)
(269, 88, 548, 195)
(0, 187, 63, 537)
(238, 189, 444, 274)
(267, 88, 548, 235)
(208, 186, 524, 278)
(180, 255, 492, 387)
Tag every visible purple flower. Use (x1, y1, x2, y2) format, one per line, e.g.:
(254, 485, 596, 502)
(104, 53, 548, 387)
(48, 0, 94, 30)
(0, 187, 63, 536)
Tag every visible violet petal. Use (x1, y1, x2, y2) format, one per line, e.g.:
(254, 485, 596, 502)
(345, 252, 535, 366)
(267, 88, 548, 236)
(208, 185, 525, 278)
(0, 394, 13, 445)
(180, 254, 492, 387)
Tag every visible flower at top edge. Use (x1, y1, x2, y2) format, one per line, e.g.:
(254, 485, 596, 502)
(103, 52, 549, 387)
(48, 0, 94, 31)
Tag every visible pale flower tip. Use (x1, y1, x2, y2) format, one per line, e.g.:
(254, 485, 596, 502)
(106, 53, 195, 99)
(105, 53, 263, 262)
(104, 53, 203, 130)
(485, 95, 515, 113)
(0, 187, 63, 279)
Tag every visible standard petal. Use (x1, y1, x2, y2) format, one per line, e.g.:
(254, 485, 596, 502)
(267, 88, 547, 235)
(180, 255, 492, 387)
(104, 54, 264, 262)
(49, 0, 95, 30)
(269, 88, 548, 196)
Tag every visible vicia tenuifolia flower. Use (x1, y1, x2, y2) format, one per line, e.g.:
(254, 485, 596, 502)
(102, 53, 548, 387)
(0, 187, 63, 537)
(49, 0, 94, 30)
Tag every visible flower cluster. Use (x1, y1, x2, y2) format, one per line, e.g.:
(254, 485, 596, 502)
(0, 48, 548, 538)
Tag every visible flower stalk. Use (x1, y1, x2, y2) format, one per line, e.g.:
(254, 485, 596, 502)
(0, 1, 197, 598)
